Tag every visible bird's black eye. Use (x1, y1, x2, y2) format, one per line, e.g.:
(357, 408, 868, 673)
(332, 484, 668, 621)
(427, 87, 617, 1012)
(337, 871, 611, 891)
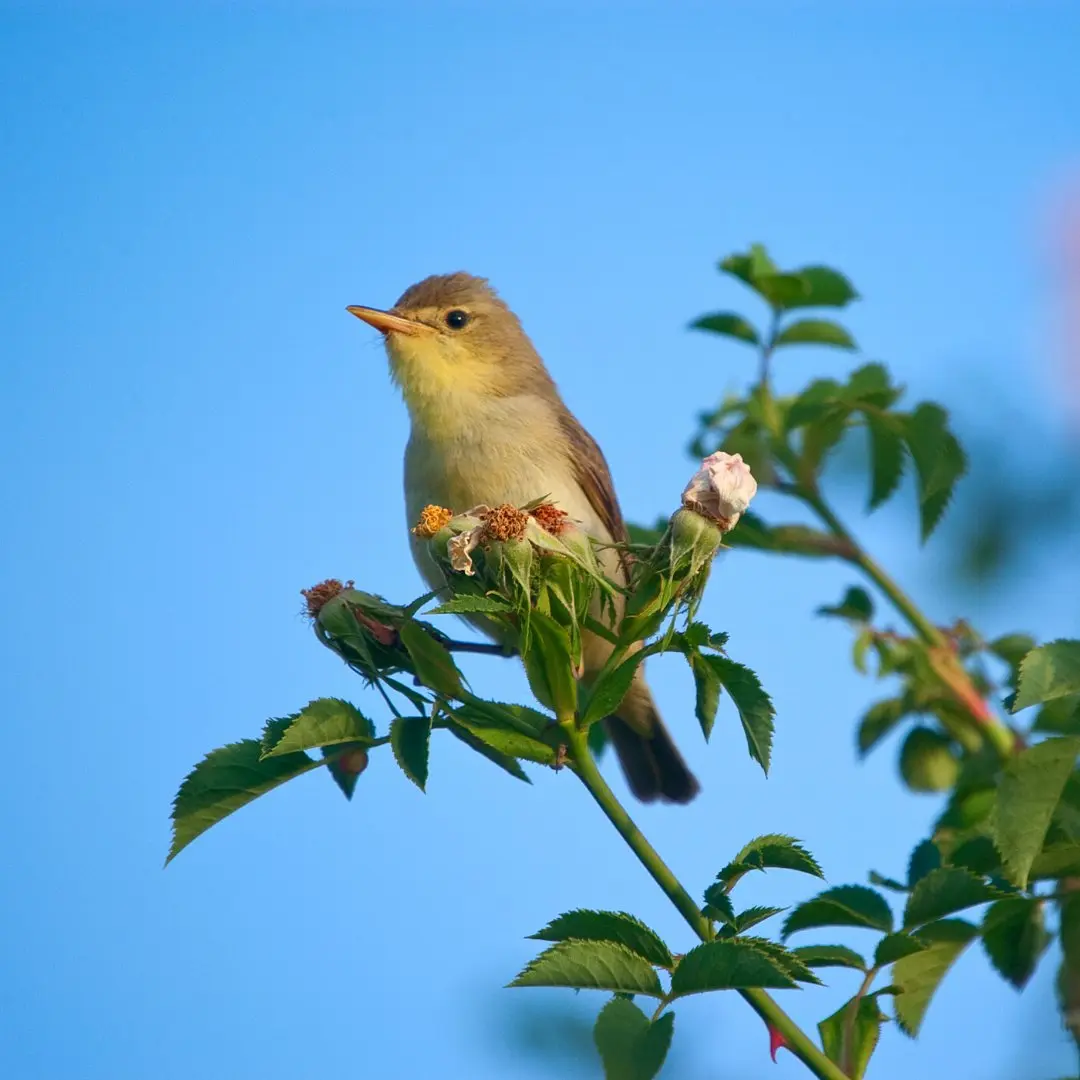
(444, 309, 470, 330)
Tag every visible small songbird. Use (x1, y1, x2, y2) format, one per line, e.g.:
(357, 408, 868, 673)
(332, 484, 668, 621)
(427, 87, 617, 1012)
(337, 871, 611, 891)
(347, 273, 699, 804)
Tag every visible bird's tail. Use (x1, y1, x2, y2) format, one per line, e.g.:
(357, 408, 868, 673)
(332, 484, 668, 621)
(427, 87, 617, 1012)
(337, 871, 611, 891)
(604, 687, 699, 804)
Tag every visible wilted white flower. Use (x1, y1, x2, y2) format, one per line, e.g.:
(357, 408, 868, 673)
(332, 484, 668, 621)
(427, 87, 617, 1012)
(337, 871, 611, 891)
(681, 451, 757, 530)
(447, 526, 483, 575)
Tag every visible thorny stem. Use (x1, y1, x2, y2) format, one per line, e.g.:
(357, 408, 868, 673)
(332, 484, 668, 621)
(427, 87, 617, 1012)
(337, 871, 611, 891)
(561, 719, 849, 1080)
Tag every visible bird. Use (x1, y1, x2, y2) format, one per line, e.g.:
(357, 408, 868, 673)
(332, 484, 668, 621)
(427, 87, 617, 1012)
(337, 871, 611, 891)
(347, 272, 699, 804)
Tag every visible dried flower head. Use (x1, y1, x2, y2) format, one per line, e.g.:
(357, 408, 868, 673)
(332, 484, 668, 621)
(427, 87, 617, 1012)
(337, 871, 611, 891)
(530, 501, 570, 535)
(411, 504, 454, 538)
(448, 528, 483, 575)
(481, 503, 530, 542)
(301, 578, 355, 618)
(681, 451, 757, 531)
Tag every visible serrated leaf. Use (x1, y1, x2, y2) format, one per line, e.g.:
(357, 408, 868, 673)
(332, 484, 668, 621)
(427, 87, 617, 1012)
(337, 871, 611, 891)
(699, 655, 774, 774)
(1032, 695, 1080, 735)
(399, 619, 464, 696)
(593, 997, 674, 1080)
(857, 698, 908, 756)
(981, 898, 1049, 989)
(702, 884, 736, 924)
(774, 318, 857, 350)
(449, 716, 556, 766)
(390, 715, 431, 791)
(447, 723, 532, 782)
(733, 906, 786, 933)
(717, 834, 825, 891)
(818, 994, 883, 1079)
(1013, 640, 1080, 711)
(874, 933, 928, 966)
(690, 652, 721, 741)
(581, 652, 648, 728)
(168, 735, 322, 862)
(669, 940, 798, 995)
(691, 311, 760, 345)
(261, 698, 375, 758)
(991, 736, 1080, 888)
(509, 941, 663, 997)
(903, 867, 1005, 929)
(907, 839, 942, 887)
(1030, 841, 1080, 880)
(530, 910, 673, 968)
(738, 937, 823, 985)
(791, 944, 867, 971)
(428, 595, 514, 615)
(893, 919, 977, 1036)
(865, 412, 906, 510)
(902, 403, 967, 542)
(817, 586, 874, 622)
(988, 632, 1037, 672)
(782, 886, 893, 939)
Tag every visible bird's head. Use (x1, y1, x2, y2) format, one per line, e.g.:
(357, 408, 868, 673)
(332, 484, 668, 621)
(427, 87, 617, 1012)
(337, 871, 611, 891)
(348, 273, 556, 422)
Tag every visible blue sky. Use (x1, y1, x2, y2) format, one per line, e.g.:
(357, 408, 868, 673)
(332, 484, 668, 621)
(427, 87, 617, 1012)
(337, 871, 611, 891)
(2, 4, 1078, 1078)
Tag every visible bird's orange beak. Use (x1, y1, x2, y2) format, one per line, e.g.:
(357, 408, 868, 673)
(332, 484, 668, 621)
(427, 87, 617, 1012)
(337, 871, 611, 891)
(346, 305, 429, 336)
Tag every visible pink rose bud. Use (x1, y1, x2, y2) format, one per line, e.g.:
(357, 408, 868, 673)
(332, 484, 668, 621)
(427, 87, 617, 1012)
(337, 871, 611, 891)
(681, 451, 758, 531)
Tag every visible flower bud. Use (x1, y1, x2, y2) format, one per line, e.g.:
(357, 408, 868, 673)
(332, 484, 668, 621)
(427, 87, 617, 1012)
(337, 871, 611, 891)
(681, 451, 757, 531)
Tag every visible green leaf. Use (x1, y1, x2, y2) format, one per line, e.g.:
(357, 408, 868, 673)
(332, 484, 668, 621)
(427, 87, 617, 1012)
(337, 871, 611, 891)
(1030, 841, 1080, 880)
(509, 941, 664, 997)
(719, 247, 775, 288)
(581, 653, 647, 728)
(669, 940, 798, 995)
(737, 937, 823, 985)
(717, 834, 825, 891)
(865, 411, 906, 511)
(260, 698, 375, 758)
(446, 723, 532, 782)
(449, 715, 556, 766)
(817, 586, 874, 622)
(699, 655, 775, 774)
(818, 994, 884, 1079)
(428, 595, 514, 615)
(530, 910, 673, 969)
(893, 918, 978, 1036)
(902, 403, 967, 542)
(691, 311, 760, 345)
(857, 698, 908, 756)
(868, 870, 909, 894)
(689, 652, 721, 741)
(593, 997, 674, 1080)
(626, 520, 666, 547)
(522, 610, 578, 717)
(988, 632, 1037, 673)
(774, 318, 857, 350)
(1032, 695, 1080, 735)
(949, 835, 1002, 877)
(791, 944, 867, 971)
(702, 884, 736, 924)
(399, 619, 464, 697)
(1013, 640, 1080, 711)
(903, 867, 1005, 929)
(844, 362, 895, 405)
(981, 898, 1049, 989)
(991, 736, 1080, 887)
(168, 731, 323, 862)
(799, 407, 849, 479)
(781, 886, 893, 939)
(874, 933, 928, 967)
(389, 715, 431, 791)
(907, 839, 942, 887)
(788, 265, 859, 309)
(732, 905, 786, 933)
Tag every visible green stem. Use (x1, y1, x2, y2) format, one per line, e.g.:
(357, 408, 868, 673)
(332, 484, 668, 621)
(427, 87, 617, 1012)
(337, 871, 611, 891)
(562, 721, 849, 1080)
(800, 488, 1016, 759)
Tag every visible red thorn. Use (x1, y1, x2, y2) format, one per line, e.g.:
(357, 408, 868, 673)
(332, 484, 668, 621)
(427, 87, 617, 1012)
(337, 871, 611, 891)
(769, 1024, 788, 1062)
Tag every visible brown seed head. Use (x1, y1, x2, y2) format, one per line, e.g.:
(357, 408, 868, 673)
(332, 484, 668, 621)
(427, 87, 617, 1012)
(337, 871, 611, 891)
(301, 578, 355, 618)
(482, 503, 530, 542)
(411, 504, 454, 538)
(530, 502, 570, 535)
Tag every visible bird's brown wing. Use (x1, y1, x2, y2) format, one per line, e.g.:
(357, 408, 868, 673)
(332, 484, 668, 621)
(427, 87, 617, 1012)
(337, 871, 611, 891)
(557, 409, 629, 544)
